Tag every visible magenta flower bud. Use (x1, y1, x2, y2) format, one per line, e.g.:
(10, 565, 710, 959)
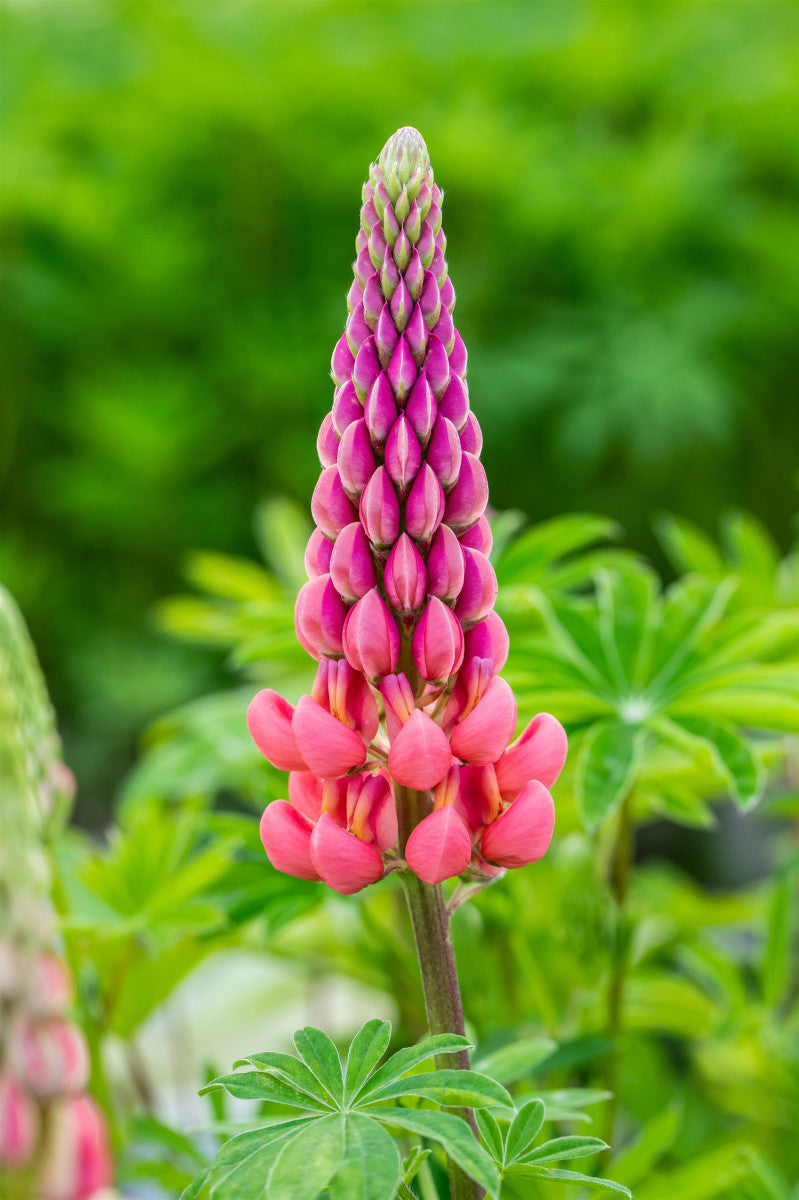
(364, 372, 397, 445)
(376, 303, 399, 367)
(464, 611, 509, 675)
(419, 269, 441, 330)
(382, 201, 400, 245)
(404, 198, 422, 242)
(311, 465, 357, 540)
(40, 1096, 113, 1200)
(387, 335, 417, 403)
(432, 305, 455, 352)
(459, 411, 483, 455)
(317, 412, 339, 468)
(450, 329, 467, 377)
(427, 523, 466, 601)
(454, 547, 497, 627)
(431, 243, 447, 284)
(405, 462, 445, 544)
(439, 275, 455, 312)
(331, 332, 355, 387)
(426, 415, 463, 490)
(428, 200, 442, 234)
(346, 302, 371, 355)
(444, 451, 489, 531)
(412, 596, 465, 683)
(438, 374, 469, 430)
(337, 420, 377, 498)
(390, 277, 412, 331)
(404, 247, 424, 300)
(381, 243, 400, 297)
(405, 303, 428, 365)
(423, 334, 450, 397)
(368, 223, 387, 269)
(459, 514, 493, 555)
(329, 521, 377, 601)
(405, 370, 437, 444)
(356, 225, 368, 253)
(363, 272, 383, 328)
(332, 380, 363, 437)
(343, 588, 400, 680)
(384, 533, 427, 619)
(0, 1071, 38, 1166)
(384, 415, 422, 495)
(360, 466, 401, 549)
(352, 335, 381, 401)
(393, 227, 412, 272)
(12, 1017, 90, 1099)
(347, 277, 363, 314)
(295, 574, 347, 659)
(417, 220, 435, 267)
(361, 196, 379, 232)
(354, 245, 373, 288)
(304, 528, 334, 579)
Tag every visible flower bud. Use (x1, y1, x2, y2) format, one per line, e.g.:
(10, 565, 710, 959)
(361, 196, 379, 232)
(385, 415, 422, 496)
(417, 220, 435, 266)
(404, 247, 424, 299)
(464, 611, 509, 674)
(405, 370, 437, 444)
(450, 329, 467, 376)
(337, 420, 377, 498)
(368, 223, 387, 269)
(438, 374, 469, 430)
(347, 276, 363, 315)
(405, 463, 445, 545)
(432, 304, 454, 352)
(427, 523, 465, 601)
(305, 528, 334, 579)
(316, 412, 339, 468)
(248, 690, 308, 771)
(295, 575, 347, 659)
(311, 466, 357, 540)
(382, 201, 400, 246)
(0, 1071, 38, 1166)
(393, 227, 412, 272)
(12, 1017, 90, 1099)
(419, 269, 441, 330)
(390, 277, 412, 331)
(404, 303, 428, 365)
(364, 372, 397, 446)
(454, 547, 497, 627)
(343, 589, 400, 680)
(431, 244, 447, 285)
(332, 380, 363, 437)
(353, 335, 382, 401)
(380, 673, 416, 740)
(360, 466, 401, 549)
(39, 1095, 113, 1200)
(376, 303, 399, 367)
(27, 953, 72, 1017)
(423, 334, 450, 397)
(346, 302, 371, 355)
(459, 514, 493, 555)
(387, 335, 417, 403)
(412, 597, 465, 683)
(380, 243, 400, 297)
(384, 533, 427, 620)
(329, 522, 377, 601)
(426, 415, 462, 491)
(439, 275, 455, 313)
(459, 411, 483, 455)
(363, 272, 383, 327)
(331, 332, 355, 387)
(404, 198, 422, 243)
(444, 452, 488, 531)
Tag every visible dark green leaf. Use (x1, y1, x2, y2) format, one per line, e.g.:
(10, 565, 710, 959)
(519, 1135, 607, 1164)
(293, 1026, 344, 1105)
(235, 1051, 335, 1108)
(364, 1069, 511, 1110)
(199, 1071, 315, 1109)
(373, 1107, 500, 1196)
(507, 1164, 631, 1195)
(363, 1034, 472, 1094)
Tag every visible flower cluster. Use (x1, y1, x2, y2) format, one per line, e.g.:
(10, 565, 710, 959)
(248, 128, 566, 894)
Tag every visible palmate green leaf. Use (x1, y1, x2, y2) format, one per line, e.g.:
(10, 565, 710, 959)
(506, 1164, 632, 1195)
(518, 1135, 607, 1164)
(497, 514, 624, 585)
(669, 715, 763, 809)
(365, 1068, 512, 1109)
(324, 1114, 401, 1200)
(595, 564, 658, 691)
(179, 1120, 312, 1199)
(575, 719, 644, 828)
(199, 1071, 318, 1109)
(401, 1145, 431, 1186)
(343, 1018, 392, 1104)
(476, 1109, 505, 1163)
(373, 1107, 500, 1197)
(234, 1051, 335, 1108)
(504, 1098, 545, 1164)
(362, 1033, 472, 1093)
(293, 1026, 344, 1104)
(267, 1113, 345, 1200)
(654, 513, 727, 578)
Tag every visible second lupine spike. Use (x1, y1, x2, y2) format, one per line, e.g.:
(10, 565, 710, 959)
(248, 128, 568, 893)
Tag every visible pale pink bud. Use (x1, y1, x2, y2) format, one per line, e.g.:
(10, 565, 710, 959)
(311, 466, 357, 540)
(388, 709, 452, 791)
(444, 452, 488, 531)
(376, 304, 399, 367)
(337, 420, 377, 498)
(295, 574, 347, 659)
(292, 695, 368, 778)
(346, 302, 371, 355)
(439, 275, 455, 313)
(317, 412, 338, 468)
(438, 374, 469, 430)
(309, 813, 384, 895)
(450, 329, 467, 376)
(450, 676, 517, 765)
(494, 713, 568, 798)
(423, 334, 450, 397)
(40, 1095, 113, 1200)
(427, 523, 465, 601)
(364, 373, 397, 445)
(405, 370, 437, 444)
(329, 522, 377, 601)
(355, 226, 368, 253)
(332, 380, 363, 437)
(347, 277, 363, 314)
(27, 953, 72, 1017)
(426, 415, 462, 491)
(360, 466, 401, 548)
(305, 528, 334, 579)
(380, 673, 416, 741)
(459, 514, 493, 555)
(331, 333, 355, 387)
(464, 611, 509, 674)
(353, 335, 381, 400)
(0, 1071, 38, 1167)
(260, 801, 319, 881)
(412, 596, 464, 683)
(384, 415, 422, 495)
(247, 689, 308, 771)
(405, 804, 472, 885)
(405, 303, 428, 365)
(405, 462, 445, 544)
(419, 269, 441, 330)
(387, 335, 417, 403)
(480, 780, 555, 869)
(343, 588, 400, 680)
(361, 196, 379, 232)
(459, 411, 483, 455)
(363, 272, 384, 327)
(384, 533, 427, 619)
(404, 247, 424, 300)
(454, 547, 497, 627)
(390, 277, 413, 331)
(13, 1017, 89, 1099)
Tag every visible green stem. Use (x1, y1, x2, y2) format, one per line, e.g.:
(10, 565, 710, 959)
(603, 795, 633, 1153)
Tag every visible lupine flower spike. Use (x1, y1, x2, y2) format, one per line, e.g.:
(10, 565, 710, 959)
(249, 128, 567, 892)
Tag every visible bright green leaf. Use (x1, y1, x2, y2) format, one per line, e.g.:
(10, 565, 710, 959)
(504, 1098, 545, 1164)
(344, 1019, 392, 1104)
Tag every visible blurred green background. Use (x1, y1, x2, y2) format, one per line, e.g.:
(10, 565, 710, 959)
(2, 0, 798, 819)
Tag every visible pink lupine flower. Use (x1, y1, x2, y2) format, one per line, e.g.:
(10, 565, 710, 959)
(40, 1095, 113, 1200)
(0, 1071, 38, 1167)
(249, 128, 567, 892)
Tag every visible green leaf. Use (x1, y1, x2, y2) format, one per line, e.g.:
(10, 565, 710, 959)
(268, 1113, 345, 1199)
(373, 1107, 500, 1196)
(507, 1164, 631, 1195)
(364, 1069, 511, 1110)
(401, 1145, 431, 1185)
(363, 1033, 472, 1094)
(654, 514, 726, 577)
(670, 715, 763, 809)
(575, 719, 644, 829)
(254, 497, 311, 592)
(344, 1019, 392, 1104)
(235, 1051, 335, 1109)
(293, 1026, 344, 1105)
(610, 1102, 682, 1188)
(519, 1135, 607, 1164)
(471, 1038, 554, 1085)
(763, 871, 798, 1008)
(199, 1071, 317, 1109)
(325, 1114, 401, 1200)
(595, 564, 658, 690)
(475, 1109, 505, 1163)
(504, 1098, 545, 1164)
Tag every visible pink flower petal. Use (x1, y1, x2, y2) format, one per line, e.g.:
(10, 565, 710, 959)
(405, 806, 473, 884)
(260, 800, 320, 881)
(310, 813, 385, 894)
(287, 771, 324, 822)
(247, 689, 308, 772)
(494, 713, 568, 798)
(388, 709, 453, 790)
(449, 677, 517, 765)
(480, 780, 555, 869)
(292, 695, 367, 779)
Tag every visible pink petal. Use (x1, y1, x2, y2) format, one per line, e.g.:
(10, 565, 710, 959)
(480, 780, 555, 869)
(260, 800, 320, 881)
(494, 713, 568, 798)
(449, 677, 517, 765)
(247, 689, 308, 772)
(405, 806, 473, 884)
(287, 771, 324, 822)
(310, 813, 385, 894)
(292, 695, 367, 779)
(388, 709, 453, 790)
